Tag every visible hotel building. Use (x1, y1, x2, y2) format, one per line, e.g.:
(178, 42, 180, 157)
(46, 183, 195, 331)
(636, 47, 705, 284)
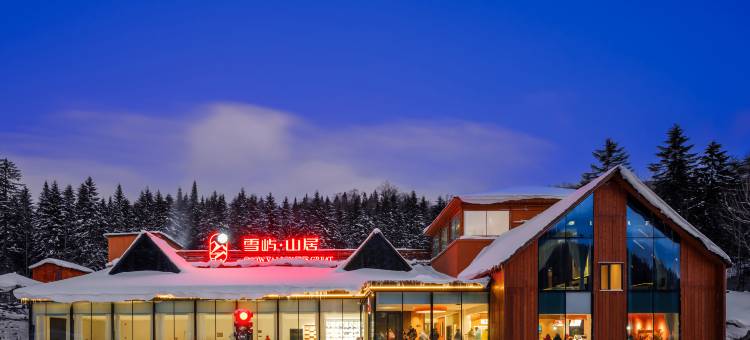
(16, 166, 730, 340)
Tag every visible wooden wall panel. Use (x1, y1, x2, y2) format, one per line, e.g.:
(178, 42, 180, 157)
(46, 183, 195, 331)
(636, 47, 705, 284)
(593, 181, 628, 340)
(431, 239, 493, 277)
(489, 271, 504, 340)
(502, 240, 537, 340)
(681, 240, 726, 339)
(31, 263, 88, 283)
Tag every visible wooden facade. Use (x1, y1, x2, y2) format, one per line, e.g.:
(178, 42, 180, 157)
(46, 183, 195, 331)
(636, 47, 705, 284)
(431, 238, 494, 277)
(471, 173, 728, 339)
(31, 263, 88, 283)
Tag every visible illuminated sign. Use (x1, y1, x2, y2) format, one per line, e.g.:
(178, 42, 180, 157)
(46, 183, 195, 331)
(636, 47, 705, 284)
(208, 232, 229, 263)
(206, 233, 334, 264)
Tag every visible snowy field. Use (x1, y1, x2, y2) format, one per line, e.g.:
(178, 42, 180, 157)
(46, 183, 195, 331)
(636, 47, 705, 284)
(728, 291, 750, 339)
(0, 309, 28, 340)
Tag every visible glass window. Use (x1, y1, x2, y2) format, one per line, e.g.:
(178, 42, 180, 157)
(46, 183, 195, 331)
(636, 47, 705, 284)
(600, 263, 623, 291)
(433, 293, 461, 340)
(440, 227, 448, 252)
(299, 300, 318, 340)
(114, 301, 152, 340)
(432, 237, 440, 258)
(34, 302, 72, 340)
(450, 216, 460, 241)
(404, 292, 431, 340)
(256, 300, 277, 340)
(280, 300, 299, 340)
(628, 239, 654, 290)
(486, 211, 509, 236)
(538, 238, 567, 291)
(627, 198, 681, 339)
(156, 301, 194, 340)
(538, 194, 593, 340)
(73, 302, 111, 340)
(463, 211, 486, 236)
(197, 301, 235, 340)
(375, 293, 402, 340)
(654, 238, 680, 291)
(462, 292, 488, 340)
(322, 299, 362, 340)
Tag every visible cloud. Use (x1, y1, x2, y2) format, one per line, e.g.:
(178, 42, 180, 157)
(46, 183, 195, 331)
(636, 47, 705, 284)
(0, 102, 555, 200)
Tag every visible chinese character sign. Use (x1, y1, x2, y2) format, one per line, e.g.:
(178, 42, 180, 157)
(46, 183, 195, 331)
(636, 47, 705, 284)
(241, 237, 319, 252)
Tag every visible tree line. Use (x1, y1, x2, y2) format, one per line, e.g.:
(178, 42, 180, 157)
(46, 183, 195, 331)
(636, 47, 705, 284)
(0, 163, 442, 272)
(0, 123, 748, 283)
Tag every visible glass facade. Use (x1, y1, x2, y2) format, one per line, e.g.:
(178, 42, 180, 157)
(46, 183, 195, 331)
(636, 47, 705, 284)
(626, 200, 680, 340)
(374, 292, 488, 340)
(73, 302, 111, 340)
(538, 195, 593, 340)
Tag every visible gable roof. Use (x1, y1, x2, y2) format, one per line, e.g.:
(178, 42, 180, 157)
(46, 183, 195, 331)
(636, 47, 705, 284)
(339, 229, 412, 272)
(103, 231, 185, 249)
(109, 232, 189, 275)
(29, 258, 93, 273)
(459, 165, 731, 280)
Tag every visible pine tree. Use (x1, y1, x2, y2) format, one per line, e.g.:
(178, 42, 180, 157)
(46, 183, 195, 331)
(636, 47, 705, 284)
(648, 124, 699, 218)
(32, 182, 62, 263)
(8, 186, 34, 274)
(580, 138, 632, 186)
(0, 158, 24, 272)
(188, 181, 201, 248)
(60, 184, 77, 260)
(110, 184, 132, 232)
(694, 141, 741, 249)
(165, 187, 190, 246)
(72, 177, 106, 268)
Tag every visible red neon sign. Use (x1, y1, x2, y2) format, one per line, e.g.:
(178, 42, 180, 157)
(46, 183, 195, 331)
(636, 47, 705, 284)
(208, 232, 229, 262)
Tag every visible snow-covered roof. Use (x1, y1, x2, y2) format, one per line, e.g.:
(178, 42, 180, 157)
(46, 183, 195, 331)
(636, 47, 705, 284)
(28, 258, 94, 273)
(0, 273, 40, 291)
(15, 264, 484, 303)
(459, 166, 731, 280)
(110, 232, 190, 274)
(455, 186, 573, 204)
(104, 231, 184, 249)
(15, 229, 485, 302)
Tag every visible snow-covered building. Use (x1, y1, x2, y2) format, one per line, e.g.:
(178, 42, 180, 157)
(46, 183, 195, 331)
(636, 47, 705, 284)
(15, 166, 730, 340)
(0, 273, 39, 304)
(28, 258, 93, 283)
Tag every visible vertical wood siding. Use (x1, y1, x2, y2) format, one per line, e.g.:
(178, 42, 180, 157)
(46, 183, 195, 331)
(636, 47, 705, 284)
(681, 240, 727, 339)
(593, 181, 628, 339)
(502, 240, 538, 340)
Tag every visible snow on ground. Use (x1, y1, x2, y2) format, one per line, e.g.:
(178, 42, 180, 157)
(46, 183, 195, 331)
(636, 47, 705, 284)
(0, 308, 28, 340)
(728, 291, 750, 339)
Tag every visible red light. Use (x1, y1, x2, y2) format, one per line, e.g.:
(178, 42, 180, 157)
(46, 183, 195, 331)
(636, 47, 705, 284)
(239, 311, 248, 321)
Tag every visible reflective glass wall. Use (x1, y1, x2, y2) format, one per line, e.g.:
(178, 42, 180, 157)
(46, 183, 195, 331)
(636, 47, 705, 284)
(538, 195, 594, 340)
(626, 200, 680, 340)
(374, 292, 488, 340)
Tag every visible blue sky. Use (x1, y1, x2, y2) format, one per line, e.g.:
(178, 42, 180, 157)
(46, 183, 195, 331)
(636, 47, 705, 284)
(1, 1, 748, 199)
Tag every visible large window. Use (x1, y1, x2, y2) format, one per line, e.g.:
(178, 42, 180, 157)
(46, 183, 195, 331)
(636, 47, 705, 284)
(197, 300, 235, 340)
(538, 195, 593, 340)
(33, 302, 71, 340)
(114, 301, 152, 340)
(73, 302, 111, 340)
(156, 301, 195, 340)
(626, 200, 680, 340)
(463, 211, 510, 236)
(374, 292, 488, 340)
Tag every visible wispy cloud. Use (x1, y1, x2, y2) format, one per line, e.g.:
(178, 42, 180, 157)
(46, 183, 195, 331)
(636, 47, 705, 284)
(1, 102, 555, 200)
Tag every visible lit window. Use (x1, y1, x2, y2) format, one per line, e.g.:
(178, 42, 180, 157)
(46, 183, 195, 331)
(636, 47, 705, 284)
(600, 263, 623, 291)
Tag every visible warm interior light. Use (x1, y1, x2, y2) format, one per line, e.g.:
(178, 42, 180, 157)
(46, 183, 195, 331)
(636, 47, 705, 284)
(217, 233, 229, 245)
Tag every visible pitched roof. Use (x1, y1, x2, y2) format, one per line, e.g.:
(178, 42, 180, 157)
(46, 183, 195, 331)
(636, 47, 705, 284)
(339, 229, 412, 272)
(29, 258, 93, 273)
(103, 231, 185, 249)
(109, 232, 189, 275)
(459, 166, 731, 280)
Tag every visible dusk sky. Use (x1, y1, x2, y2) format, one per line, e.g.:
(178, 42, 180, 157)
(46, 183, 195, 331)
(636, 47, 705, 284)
(1, 2, 748, 199)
